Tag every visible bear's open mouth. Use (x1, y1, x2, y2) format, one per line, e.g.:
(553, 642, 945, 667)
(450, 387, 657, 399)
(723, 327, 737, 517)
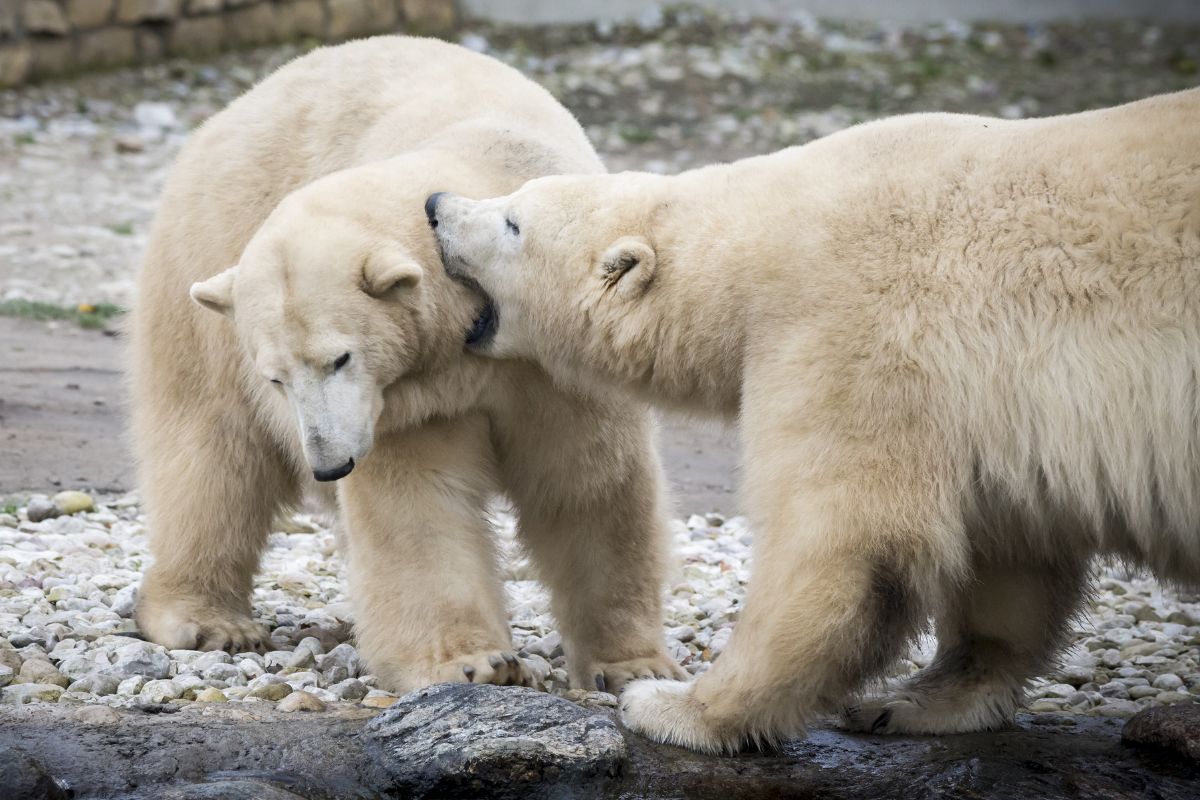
(452, 272, 497, 348)
(466, 298, 498, 347)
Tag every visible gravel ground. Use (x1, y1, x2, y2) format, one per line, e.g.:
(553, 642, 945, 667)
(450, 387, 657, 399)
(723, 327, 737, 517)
(2, 10, 1199, 720)
(1, 494, 1198, 719)
(1, 13, 1197, 307)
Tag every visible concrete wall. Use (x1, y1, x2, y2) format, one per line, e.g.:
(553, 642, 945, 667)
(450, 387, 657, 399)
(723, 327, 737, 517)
(0, 0, 457, 87)
(461, 0, 1200, 24)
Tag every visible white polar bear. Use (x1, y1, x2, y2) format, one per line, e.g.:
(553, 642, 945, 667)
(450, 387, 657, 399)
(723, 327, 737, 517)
(428, 88, 1200, 751)
(130, 36, 684, 693)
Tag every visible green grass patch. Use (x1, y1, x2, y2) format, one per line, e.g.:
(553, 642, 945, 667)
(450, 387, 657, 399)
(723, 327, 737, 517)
(2, 504, 16, 516)
(0, 299, 125, 330)
(107, 222, 135, 236)
(618, 125, 656, 144)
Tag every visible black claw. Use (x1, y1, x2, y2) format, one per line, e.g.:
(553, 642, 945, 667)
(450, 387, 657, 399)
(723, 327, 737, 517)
(463, 665, 476, 682)
(595, 674, 607, 693)
(869, 709, 892, 734)
(502, 652, 517, 665)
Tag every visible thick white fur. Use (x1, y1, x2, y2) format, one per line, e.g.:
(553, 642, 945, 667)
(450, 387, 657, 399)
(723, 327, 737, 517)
(431, 89, 1200, 750)
(130, 37, 684, 693)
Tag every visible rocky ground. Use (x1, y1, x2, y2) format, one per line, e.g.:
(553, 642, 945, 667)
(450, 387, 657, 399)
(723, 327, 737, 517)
(2, 493, 1199, 723)
(1, 13, 1198, 308)
(2, 8, 1200, 798)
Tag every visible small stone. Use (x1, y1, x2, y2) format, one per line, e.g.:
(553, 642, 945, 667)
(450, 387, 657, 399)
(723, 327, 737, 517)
(26, 499, 60, 523)
(67, 674, 120, 696)
(52, 491, 94, 515)
(141, 679, 180, 703)
(1038, 683, 1077, 699)
(316, 643, 362, 677)
(328, 678, 368, 701)
(23, 0, 69, 35)
(248, 682, 293, 701)
(361, 691, 398, 709)
(525, 631, 563, 660)
(1130, 685, 1160, 699)
(284, 647, 316, 671)
(1158, 691, 1191, 703)
(1096, 700, 1142, 718)
(195, 687, 227, 702)
(111, 641, 171, 680)
(0, 665, 12, 687)
(2, 683, 64, 704)
(76, 704, 121, 724)
(277, 689, 326, 712)
(1028, 699, 1064, 712)
(1153, 673, 1185, 691)
(202, 663, 242, 683)
(117, 676, 147, 695)
(1063, 691, 1090, 708)
(18, 659, 69, 688)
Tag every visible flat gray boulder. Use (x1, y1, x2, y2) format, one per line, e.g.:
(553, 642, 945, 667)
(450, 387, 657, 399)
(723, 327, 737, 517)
(365, 683, 626, 798)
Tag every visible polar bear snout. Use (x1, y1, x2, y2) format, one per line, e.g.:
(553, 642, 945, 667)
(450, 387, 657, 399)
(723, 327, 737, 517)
(312, 458, 355, 482)
(424, 192, 445, 228)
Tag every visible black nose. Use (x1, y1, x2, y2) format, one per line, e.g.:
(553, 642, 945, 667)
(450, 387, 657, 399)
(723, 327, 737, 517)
(313, 458, 355, 482)
(425, 192, 445, 227)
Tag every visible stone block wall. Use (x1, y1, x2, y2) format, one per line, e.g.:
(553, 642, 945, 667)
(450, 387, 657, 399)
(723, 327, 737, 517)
(0, 0, 458, 86)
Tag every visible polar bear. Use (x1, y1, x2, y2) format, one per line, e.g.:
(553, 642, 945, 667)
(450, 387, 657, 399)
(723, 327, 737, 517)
(130, 36, 684, 693)
(428, 88, 1200, 750)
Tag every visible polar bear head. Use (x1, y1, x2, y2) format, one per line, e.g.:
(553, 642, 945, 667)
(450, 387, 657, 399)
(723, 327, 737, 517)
(427, 174, 666, 379)
(190, 172, 463, 482)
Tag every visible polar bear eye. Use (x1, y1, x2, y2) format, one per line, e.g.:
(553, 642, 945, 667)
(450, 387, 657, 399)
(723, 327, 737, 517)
(333, 352, 350, 371)
(505, 218, 520, 236)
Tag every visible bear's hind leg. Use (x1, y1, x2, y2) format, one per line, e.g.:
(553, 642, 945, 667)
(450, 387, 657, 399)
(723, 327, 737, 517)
(338, 415, 531, 693)
(842, 560, 1089, 734)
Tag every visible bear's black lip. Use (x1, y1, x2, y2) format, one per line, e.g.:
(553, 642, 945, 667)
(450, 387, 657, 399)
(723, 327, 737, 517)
(465, 296, 498, 348)
(449, 272, 497, 348)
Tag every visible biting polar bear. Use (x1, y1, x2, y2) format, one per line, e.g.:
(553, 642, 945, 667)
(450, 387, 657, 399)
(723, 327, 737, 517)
(130, 36, 684, 694)
(429, 88, 1200, 751)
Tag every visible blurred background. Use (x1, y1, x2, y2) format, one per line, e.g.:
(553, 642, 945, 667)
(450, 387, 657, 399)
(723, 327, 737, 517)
(1, 0, 1198, 510)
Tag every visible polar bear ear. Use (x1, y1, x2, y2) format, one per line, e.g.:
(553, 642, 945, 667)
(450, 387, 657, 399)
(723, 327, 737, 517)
(190, 266, 237, 316)
(363, 257, 423, 297)
(599, 237, 657, 299)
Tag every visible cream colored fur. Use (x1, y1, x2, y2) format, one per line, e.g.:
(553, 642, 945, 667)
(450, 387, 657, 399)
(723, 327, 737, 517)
(130, 36, 683, 693)
(430, 88, 1200, 750)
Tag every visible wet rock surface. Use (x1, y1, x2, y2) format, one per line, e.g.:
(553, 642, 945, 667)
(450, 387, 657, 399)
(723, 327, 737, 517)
(364, 683, 626, 798)
(1, 693, 1199, 799)
(1123, 703, 1200, 761)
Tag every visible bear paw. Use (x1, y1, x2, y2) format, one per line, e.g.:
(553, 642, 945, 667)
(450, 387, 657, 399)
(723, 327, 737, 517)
(840, 695, 1014, 735)
(620, 678, 735, 754)
(136, 597, 266, 653)
(434, 649, 534, 687)
(586, 655, 687, 694)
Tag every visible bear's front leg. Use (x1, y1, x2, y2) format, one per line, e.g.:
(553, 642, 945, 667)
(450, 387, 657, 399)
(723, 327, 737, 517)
(338, 415, 532, 692)
(135, 401, 295, 653)
(489, 366, 684, 693)
(619, 422, 958, 752)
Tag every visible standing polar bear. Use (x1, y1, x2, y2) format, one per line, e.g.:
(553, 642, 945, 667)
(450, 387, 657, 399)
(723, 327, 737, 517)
(131, 36, 684, 693)
(429, 88, 1200, 751)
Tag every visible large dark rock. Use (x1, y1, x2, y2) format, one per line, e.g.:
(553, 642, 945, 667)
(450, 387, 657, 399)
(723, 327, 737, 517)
(364, 683, 626, 799)
(1123, 704, 1200, 760)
